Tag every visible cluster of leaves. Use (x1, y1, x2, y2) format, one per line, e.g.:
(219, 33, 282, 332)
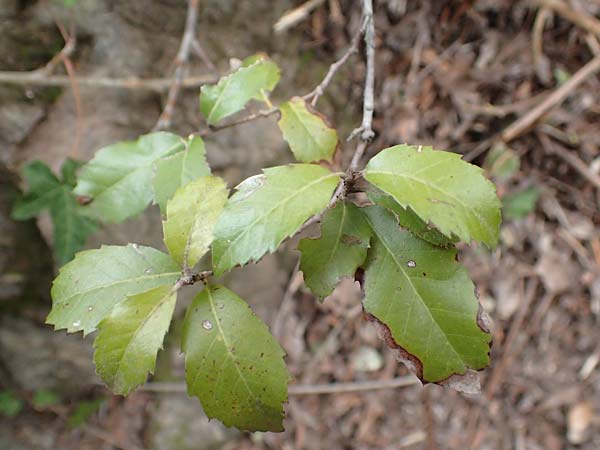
(43, 54, 501, 432)
(11, 159, 98, 264)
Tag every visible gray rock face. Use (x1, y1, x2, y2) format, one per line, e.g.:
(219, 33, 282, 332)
(147, 394, 239, 450)
(0, 317, 98, 396)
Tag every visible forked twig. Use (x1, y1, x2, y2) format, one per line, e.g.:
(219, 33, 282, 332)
(153, 0, 200, 130)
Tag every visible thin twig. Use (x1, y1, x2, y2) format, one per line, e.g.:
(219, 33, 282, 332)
(349, 0, 376, 143)
(198, 108, 279, 136)
(303, 19, 366, 106)
(0, 72, 216, 90)
(191, 38, 218, 74)
(501, 54, 600, 142)
(274, 0, 326, 33)
(538, 132, 600, 191)
(141, 375, 419, 395)
(153, 0, 200, 131)
(535, 0, 600, 37)
(37, 35, 76, 76)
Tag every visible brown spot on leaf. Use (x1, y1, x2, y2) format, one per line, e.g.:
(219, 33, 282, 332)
(341, 234, 363, 246)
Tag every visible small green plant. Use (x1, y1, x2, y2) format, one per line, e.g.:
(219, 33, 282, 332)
(11, 159, 98, 264)
(18, 51, 500, 432)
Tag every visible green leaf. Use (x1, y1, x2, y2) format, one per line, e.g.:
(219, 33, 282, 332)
(502, 186, 540, 220)
(360, 206, 491, 382)
(32, 390, 60, 409)
(51, 189, 98, 265)
(364, 145, 501, 247)
(74, 132, 185, 223)
(11, 160, 97, 264)
(278, 97, 338, 163)
(200, 55, 280, 125)
(212, 164, 340, 276)
(67, 399, 103, 428)
(94, 285, 176, 395)
(153, 135, 211, 212)
(60, 158, 84, 188)
(182, 285, 288, 432)
(11, 161, 62, 220)
(298, 201, 371, 300)
(368, 188, 456, 247)
(0, 391, 23, 417)
(163, 176, 228, 268)
(47, 244, 180, 335)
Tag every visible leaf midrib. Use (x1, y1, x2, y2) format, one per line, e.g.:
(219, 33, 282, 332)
(206, 288, 258, 405)
(55, 271, 180, 307)
(366, 169, 493, 240)
(364, 216, 463, 363)
(286, 101, 329, 159)
(83, 141, 185, 199)
(218, 171, 340, 267)
(112, 288, 174, 387)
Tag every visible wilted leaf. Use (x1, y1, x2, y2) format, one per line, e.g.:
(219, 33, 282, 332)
(182, 285, 288, 431)
(47, 244, 180, 335)
(212, 164, 340, 275)
(368, 188, 456, 247)
(11, 160, 97, 264)
(298, 201, 371, 300)
(200, 55, 280, 125)
(94, 285, 176, 394)
(360, 205, 491, 382)
(278, 97, 338, 163)
(364, 145, 501, 247)
(75, 132, 185, 223)
(163, 176, 228, 268)
(153, 135, 211, 212)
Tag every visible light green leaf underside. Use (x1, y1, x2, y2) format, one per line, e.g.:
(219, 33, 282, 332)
(74, 132, 185, 223)
(368, 188, 455, 247)
(11, 160, 97, 264)
(200, 56, 280, 125)
(163, 176, 228, 268)
(47, 244, 180, 335)
(360, 206, 491, 382)
(298, 201, 371, 300)
(182, 285, 288, 432)
(278, 97, 338, 163)
(153, 135, 211, 212)
(212, 164, 340, 276)
(364, 145, 501, 247)
(94, 285, 176, 395)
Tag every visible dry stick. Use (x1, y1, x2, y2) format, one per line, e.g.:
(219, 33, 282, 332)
(538, 132, 600, 191)
(536, 0, 600, 37)
(0, 72, 216, 90)
(141, 375, 419, 395)
(501, 54, 600, 142)
(349, 0, 376, 144)
(274, 0, 326, 33)
(153, 0, 200, 131)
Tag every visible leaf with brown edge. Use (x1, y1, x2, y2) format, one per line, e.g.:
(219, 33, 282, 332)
(359, 205, 491, 383)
